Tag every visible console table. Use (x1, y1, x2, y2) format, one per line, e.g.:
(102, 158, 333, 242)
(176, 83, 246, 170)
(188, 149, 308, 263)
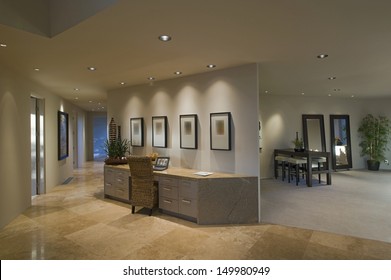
(274, 149, 332, 187)
(104, 165, 258, 225)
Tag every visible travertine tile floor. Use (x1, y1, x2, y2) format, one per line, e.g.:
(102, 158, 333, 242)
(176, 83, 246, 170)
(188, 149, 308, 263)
(1, 161, 391, 260)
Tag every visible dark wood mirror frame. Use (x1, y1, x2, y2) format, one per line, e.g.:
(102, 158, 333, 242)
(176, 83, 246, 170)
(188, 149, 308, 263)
(330, 114, 353, 170)
(302, 114, 326, 152)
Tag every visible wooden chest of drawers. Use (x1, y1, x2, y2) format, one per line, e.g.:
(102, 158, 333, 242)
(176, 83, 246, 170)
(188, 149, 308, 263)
(104, 165, 131, 203)
(158, 176, 198, 221)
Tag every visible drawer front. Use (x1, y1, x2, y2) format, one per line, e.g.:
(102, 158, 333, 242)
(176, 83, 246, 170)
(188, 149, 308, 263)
(159, 197, 179, 213)
(159, 185, 178, 199)
(179, 179, 198, 199)
(159, 177, 178, 188)
(178, 197, 198, 218)
(115, 185, 129, 200)
(114, 175, 128, 188)
(104, 182, 117, 197)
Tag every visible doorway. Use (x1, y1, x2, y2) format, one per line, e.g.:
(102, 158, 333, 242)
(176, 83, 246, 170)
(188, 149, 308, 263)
(30, 97, 45, 196)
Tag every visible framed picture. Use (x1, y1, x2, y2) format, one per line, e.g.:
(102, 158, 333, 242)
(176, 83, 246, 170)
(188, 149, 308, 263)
(210, 112, 232, 150)
(130, 118, 144, 147)
(180, 114, 198, 149)
(152, 116, 168, 148)
(58, 111, 69, 160)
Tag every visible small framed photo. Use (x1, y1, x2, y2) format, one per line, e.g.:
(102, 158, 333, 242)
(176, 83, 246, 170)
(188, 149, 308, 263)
(130, 118, 144, 147)
(58, 111, 69, 160)
(180, 114, 198, 149)
(152, 116, 168, 148)
(210, 112, 232, 150)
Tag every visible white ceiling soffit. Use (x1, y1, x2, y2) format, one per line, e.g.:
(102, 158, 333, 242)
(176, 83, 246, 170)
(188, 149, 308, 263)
(0, 0, 119, 37)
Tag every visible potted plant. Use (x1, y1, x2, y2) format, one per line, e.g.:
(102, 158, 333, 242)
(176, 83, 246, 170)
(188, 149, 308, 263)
(103, 138, 130, 165)
(358, 114, 391, 170)
(292, 132, 304, 152)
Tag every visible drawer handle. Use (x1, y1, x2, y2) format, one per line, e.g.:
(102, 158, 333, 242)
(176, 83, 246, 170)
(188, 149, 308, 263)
(182, 199, 191, 204)
(163, 187, 172, 191)
(164, 200, 172, 204)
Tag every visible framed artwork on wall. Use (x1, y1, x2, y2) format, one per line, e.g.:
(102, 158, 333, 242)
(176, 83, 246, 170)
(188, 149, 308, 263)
(180, 114, 198, 149)
(130, 118, 144, 147)
(152, 116, 168, 148)
(58, 111, 69, 160)
(210, 112, 232, 150)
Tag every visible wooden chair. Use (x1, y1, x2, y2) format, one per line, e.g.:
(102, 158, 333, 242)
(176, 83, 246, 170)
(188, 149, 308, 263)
(128, 156, 158, 216)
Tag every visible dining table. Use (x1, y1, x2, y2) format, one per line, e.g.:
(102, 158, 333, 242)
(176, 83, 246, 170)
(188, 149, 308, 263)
(274, 149, 332, 187)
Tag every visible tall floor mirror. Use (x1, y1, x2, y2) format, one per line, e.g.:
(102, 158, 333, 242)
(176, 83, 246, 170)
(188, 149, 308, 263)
(330, 114, 352, 170)
(302, 114, 326, 152)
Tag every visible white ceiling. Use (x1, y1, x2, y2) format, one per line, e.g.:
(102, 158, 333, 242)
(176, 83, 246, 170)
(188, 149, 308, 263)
(1, 0, 391, 111)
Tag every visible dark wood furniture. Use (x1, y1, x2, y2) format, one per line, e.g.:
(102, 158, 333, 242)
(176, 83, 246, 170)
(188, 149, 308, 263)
(274, 149, 332, 187)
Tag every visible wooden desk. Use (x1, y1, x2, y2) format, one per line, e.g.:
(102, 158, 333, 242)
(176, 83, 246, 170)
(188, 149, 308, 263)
(104, 165, 258, 224)
(274, 149, 332, 187)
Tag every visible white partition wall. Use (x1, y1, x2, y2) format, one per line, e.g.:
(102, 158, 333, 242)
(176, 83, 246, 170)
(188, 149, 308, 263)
(107, 64, 260, 177)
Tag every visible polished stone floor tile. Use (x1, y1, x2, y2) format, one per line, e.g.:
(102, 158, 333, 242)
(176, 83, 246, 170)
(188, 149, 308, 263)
(1, 161, 391, 260)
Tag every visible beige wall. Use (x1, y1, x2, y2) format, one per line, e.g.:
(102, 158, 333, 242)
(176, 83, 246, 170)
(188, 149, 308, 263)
(259, 94, 391, 178)
(108, 64, 260, 176)
(0, 64, 87, 228)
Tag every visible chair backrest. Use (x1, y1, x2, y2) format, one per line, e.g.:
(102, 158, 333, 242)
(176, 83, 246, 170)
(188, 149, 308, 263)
(127, 156, 154, 188)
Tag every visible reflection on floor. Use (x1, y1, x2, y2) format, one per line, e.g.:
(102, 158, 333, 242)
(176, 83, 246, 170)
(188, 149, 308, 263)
(1, 161, 391, 260)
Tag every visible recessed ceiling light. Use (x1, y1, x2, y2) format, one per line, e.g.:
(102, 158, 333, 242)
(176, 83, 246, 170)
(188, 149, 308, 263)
(317, 54, 328, 59)
(351, 95, 355, 98)
(89, 100, 92, 103)
(174, 71, 182, 75)
(207, 64, 216, 68)
(148, 77, 155, 80)
(328, 76, 336, 80)
(33, 68, 40, 71)
(87, 66, 97, 71)
(265, 90, 269, 94)
(328, 94, 332, 97)
(158, 35, 172, 42)
(74, 88, 79, 91)
(301, 92, 305, 95)
(333, 88, 341, 92)
(74, 97, 79, 100)
(120, 81, 126, 85)
(0, 43, 7, 48)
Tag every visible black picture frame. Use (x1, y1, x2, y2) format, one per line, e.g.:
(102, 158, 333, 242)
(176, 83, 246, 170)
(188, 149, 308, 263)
(152, 116, 168, 148)
(180, 114, 198, 149)
(130, 118, 144, 147)
(58, 111, 69, 160)
(210, 112, 232, 150)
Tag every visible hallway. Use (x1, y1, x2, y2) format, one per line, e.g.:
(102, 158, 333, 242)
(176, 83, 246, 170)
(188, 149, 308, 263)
(1, 161, 391, 260)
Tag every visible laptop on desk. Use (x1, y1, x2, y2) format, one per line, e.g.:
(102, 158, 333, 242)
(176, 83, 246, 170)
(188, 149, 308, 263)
(153, 157, 170, 171)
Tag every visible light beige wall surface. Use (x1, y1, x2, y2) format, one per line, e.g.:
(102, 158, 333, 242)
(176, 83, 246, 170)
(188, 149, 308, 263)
(259, 94, 391, 178)
(108, 64, 260, 176)
(0, 64, 86, 228)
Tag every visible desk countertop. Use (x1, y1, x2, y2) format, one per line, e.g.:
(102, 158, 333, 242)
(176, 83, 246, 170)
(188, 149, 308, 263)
(105, 164, 256, 179)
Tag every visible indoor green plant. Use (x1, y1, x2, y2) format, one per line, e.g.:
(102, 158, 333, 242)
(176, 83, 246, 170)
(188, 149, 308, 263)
(292, 132, 304, 152)
(358, 114, 391, 170)
(103, 138, 130, 165)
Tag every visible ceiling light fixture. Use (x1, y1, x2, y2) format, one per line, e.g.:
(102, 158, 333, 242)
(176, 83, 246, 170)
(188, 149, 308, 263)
(0, 43, 7, 48)
(328, 76, 336, 80)
(148, 77, 155, 81)
(265, 90, 269, 94)
(333, 88, 341, 92)
(301, 92, 305, 95)
(89, 100, 92, 103)
(158, 35, 172, 42)
(74, 88, 79, 91)
(33, 68, 40, 71)
(120, 81, 126, 85)
(87, 66, 97, 71)
(207, 64, 216, 68)
(317, 54, 328, 59)
(74, 97, 79, 100)
(174, 71, 182, 75)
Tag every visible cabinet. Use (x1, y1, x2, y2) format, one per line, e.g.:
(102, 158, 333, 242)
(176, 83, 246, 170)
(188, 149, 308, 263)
(158, 176, 198, 221)
(104, 165, 131, 203)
